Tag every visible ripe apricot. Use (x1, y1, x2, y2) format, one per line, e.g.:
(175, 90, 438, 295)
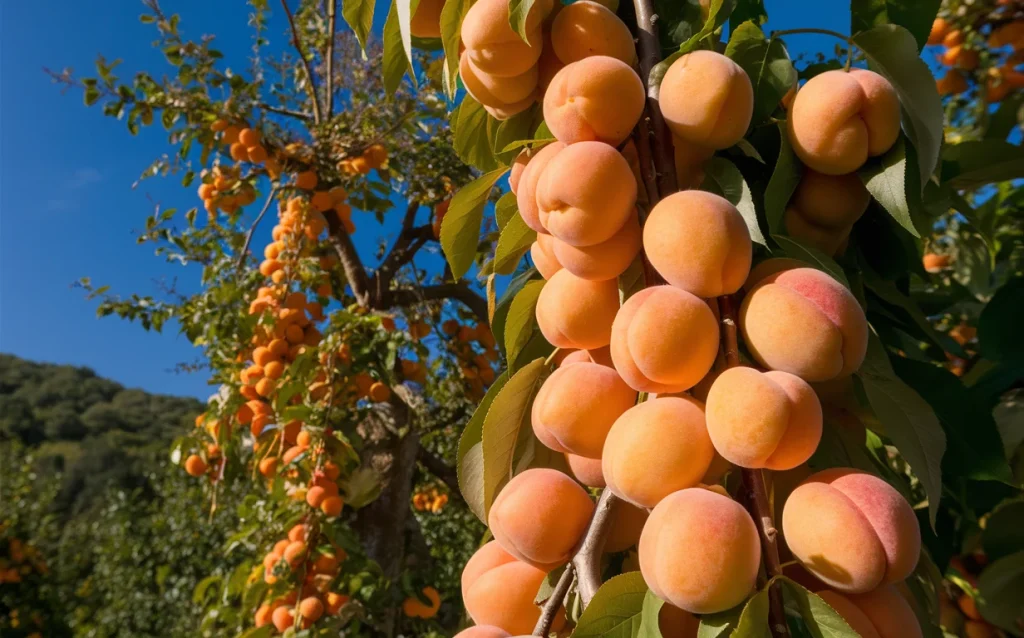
(640, 487, 760, 613)
(462, 541, 565, 635)
(604, 499, 649, 553)
(602, 396, 715, 508)
(609, 286, 719, 393)
(459, 54, 539, 114)
(295, 170, 318, 190)
(460, 0, 548, 77)
(185, 454, 207, 477)
(255, 604, 273, 627)
(536, 141, 637, 246)
(532, 361, 636, 458)
(306, 485, 329, 508)
(782, 468, 921, 593)
(565, 453, 605, 487)
(288, 524, 309, 542)
(927, 18, 949, 46)
(535, 269, 620, 349)
(923, 253, 950, 272)
(784, 169, 870, 255)
(818, 585, 923, 638)
(369, 382, 391, 402)
(543, 56, 645, 146)
(299, 596, 324, 621)
(410, 0, 444, 37)
(239, 128, 260, 147)
(936, 69, 968, 96)
(643, 190, 752, 297)
(552, 214, 641, 281)
(454, 626, 512, 638)
(705, 367, 823, 470)
(739, 267, 868, 381)
(284, 540, 308, 567)
(516, 141, 565, 233)
(321, 495, 344, 517)
(324, 592, 348, 615)
(659, 50, 754, 149)
(530, 234, 563, 280)
(787, 69, 900, 174)
(550, 1, 636, 65)
(509, 150, 531, 195)
(272, 606, 295, 632)
(403, 586, 441, 619)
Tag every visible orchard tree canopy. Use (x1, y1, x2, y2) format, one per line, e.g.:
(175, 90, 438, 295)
(4, 0, 1023, 637)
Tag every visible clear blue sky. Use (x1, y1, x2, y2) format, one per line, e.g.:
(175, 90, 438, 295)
(0, 1, 850, 399)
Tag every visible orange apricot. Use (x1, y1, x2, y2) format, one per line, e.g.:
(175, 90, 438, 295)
(543, 56, 645, 146)
(565, 453, 606, 487)
(516, 141, 566, 233)
(321, 495, 344, 517)
(272, 606, 295, 632)
(454, 626, 512, 638)
(927, 18, 949, 46)
(459, 54, 539, 114)
(530, 233, 563, 280)
(659, 50, 754, 150)
(460, 0, 548, 77)
(299, 596, 324, 621)
(549, 1, 636, 65)
(551, 214, 641, 281)
(603, 499, 649, 553)
(535, 269, 620, 349)
(410, 0, 444, 37)
(185, 454, 207, 477)
(819, 585, 923, 638)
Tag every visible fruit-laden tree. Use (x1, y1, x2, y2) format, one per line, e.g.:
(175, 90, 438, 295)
(50, 0, 1024, 636)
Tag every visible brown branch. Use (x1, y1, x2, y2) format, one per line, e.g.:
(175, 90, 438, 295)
(236, 187, 279, 270)
(572, 488, 618, 606)
(390, 282, 489, 325)
(632, 0, 679, 199)
(325, 0, 337, 117)
(259, 103, 312, 121)
(324, 208, 372, 306)
(415, 443, 465, 503)
(534, 563, 576, 636)
(374, 202, 423, 288)
(279, 0, 323, 124)
(718, 295, 790, 638)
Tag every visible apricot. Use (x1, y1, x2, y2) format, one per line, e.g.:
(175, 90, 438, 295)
(272, 606, 295, 632)
(782, 468, 921, 593)
(789, 168, 870, 228)
(321, 495, 344, 517)
(818, 585, 923, 638)
(462, 541, 565, 634)
(410, 0, 444, 38)
(923, 253, 950, 273)
(461, 0, 548, 77)
(532, 361, 636, 458)
(403, 586, 441, 618)
(535, 269, 620, 349)
(639, 488, 760, 613)
(460, 54, 539, 111)
(536, 141, 637, 246)
(705, 367, 823, 470)
(787, 69, 900, 175)
(543, 56, 645, 146)
(454, 627, 512, 638)
(530, 234, 563, 280)
(602, 396, 715, 508)
(609, 286, 720, 393)
(509, 149, 531, 195)
(659, 50, 754, 149)
(488, 468, 595, 569)
(551, 213, 640, 281)
(643, 190, 752, 297)
(566, 453, 605, 487)
(550, 1, 636, 65)
(185, 454, 207, 477)
(559, 345, 613, 368)
(783, 208, 851, 256)
(299, 596, 324, 621)
(927, 18, 949, 46)
(517, 141, 566, 233)
(604, 499, 649, 553)
(739, 268, 868, 381)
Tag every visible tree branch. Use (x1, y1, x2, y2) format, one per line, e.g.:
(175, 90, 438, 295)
(718, 294, 790, 638)
(573, 489, 618, 606)
(534, 563, 576, 636)
(390, 282, 490, 325)
(373, 202, 423, 294)
(324, 208, 372, 306)
(236, 187, 279, 270)
(632, 0, 679, 199)
(415, 442, 463, 501)
(259, 103, 312, 121)
(325, 0, 337, 117)
(279, 0, 323, 124)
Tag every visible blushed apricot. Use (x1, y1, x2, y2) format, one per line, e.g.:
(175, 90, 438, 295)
(532, 361, 636, 458)
(566, 453, 605, 487)
(410, 0, 444, 38)
(462, 541, 565, 634)
(550, 1, 636, 65)
(705, 367, 823, 470)
(643, 190, 752, 297)
(530, 233, 563, 279)
(454, 627, 512, 638)
(609, 286, 720, 393)
(461, 0, 548, 77)
(660, 51, 754, 150)
(787, 69, 900, 175)
(604, 499, 649, 553)
(640, 488, 760, 613)
(739, 268, 868, 381)
(460, 54, 539, 110)
(517, 141, 566, 233)
(552, 213, 640, 281)
(782, 468, 921, 594)
(543, 56, 645, 145)
(559, 345, 613, 368)
(535, 269, 620, 349)
(819, 585, 923, 638)
(488, 468, 595, 569)
(272, 606, 295, 632)
(537, 141, 637, 246)
(602, 396, 715, 508)
(299, 596, 324, 621)
(509, 149, 531, 195)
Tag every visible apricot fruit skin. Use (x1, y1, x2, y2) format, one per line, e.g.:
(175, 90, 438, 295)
(639, 488, 761, 614)
(536, 141, 637, 247)
(454, 627, 513, 638)
(536, 269, 620, 350)
(517, 142, 566, 234)
(782, 468, 921, 594)
(784, 169, 870, 255)
(659, 50, 754, 150)
(610, 286, 720, 393)
(566, 453, 606, 487)
(460, 54, 539, 111)
(549, 1, 637, 65)
(818, 585, 924, 638)
(787, 69, 900, 175)
(602, 396, 715, 508)
(552, 213, 641, 281)
(532, 361, 637, 458)
(410, 0, 445, 38)
(530, 234, 563, 280)
(739, 268, 868, 382)
(643, 190, 752, 297)
(460, 0, 548, 77)
(705, 367, 823, 470)
(488, 468, 595, 569)
(543, 56, 646, 146)
(603, 499, 649, 553)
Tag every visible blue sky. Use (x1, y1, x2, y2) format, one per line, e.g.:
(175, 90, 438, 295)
(0, 1, 851, 399)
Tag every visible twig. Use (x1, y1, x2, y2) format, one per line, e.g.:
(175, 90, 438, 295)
(325, 0, 337, 117)
(279, 0, 323, 124)
(572, 489, 618, 606)
(416, 442, 463, 502)
(631, 0, 678, 199)
(534, 563, 576, 636)
(324, 208, 372, 306)
(718, 294, 790, 638)
(259, 103, 312, 120)
(390, 282, 490, 325)
(237, 187, 279, 270)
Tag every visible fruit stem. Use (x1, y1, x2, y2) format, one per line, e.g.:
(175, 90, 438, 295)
(718, 294, 790, 638)
(631, 0, 679, 200)
(533, 562, 575, 636)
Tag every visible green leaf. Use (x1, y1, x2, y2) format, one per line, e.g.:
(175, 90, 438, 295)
(701, 157, 766, 246)
(771, 235, 849, 288)
(618, 252, 648, 303)
(979, 277, 1024, 367)
(343, 0, 376, 50)
(440, 0, 472, 96)
(492, 267, 540, 359)
(495, 190, 518, 231)
(382, 0, 419, 96)
(863, 271, 962, 356)
(492, 105, 540, 166)
(508, 0, 539, 43)
(853, 25, 944, 188)
(440, 168, 508, 279)
(779, 577, 860, 637)
(850, 0, 940, 51)
(638, 590, 667, 638)
(809, 412, 883, 476)
(535, 565, 568, 604)
(941, 140, 1024, 190)
(734, 588, 770, 637)
(983, 499, 1024, 562)
(452, 96, 500, 172)
(764, 124, 800, 233)
(697, 605, 741, 638)
(504, 280, 545, 371)
(859, 137, 918, 237)
(856, 334, 945, 527)
(572, 571, 649, 637)
(458, 371, 510, 522)
(481, 358, 547, 515)
(977, 551, 1024, 635)
(724, 21, 796, 124)
(494, 214, 536, 275)
(84, 86, 101, 106)
(730, 0, 767, 31)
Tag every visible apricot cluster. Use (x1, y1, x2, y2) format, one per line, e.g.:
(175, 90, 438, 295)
(412, 486, 449, 512)
(929, 14, 1024, 101)
(442, 319, 499, 397)
(338, 143, 388, 176)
